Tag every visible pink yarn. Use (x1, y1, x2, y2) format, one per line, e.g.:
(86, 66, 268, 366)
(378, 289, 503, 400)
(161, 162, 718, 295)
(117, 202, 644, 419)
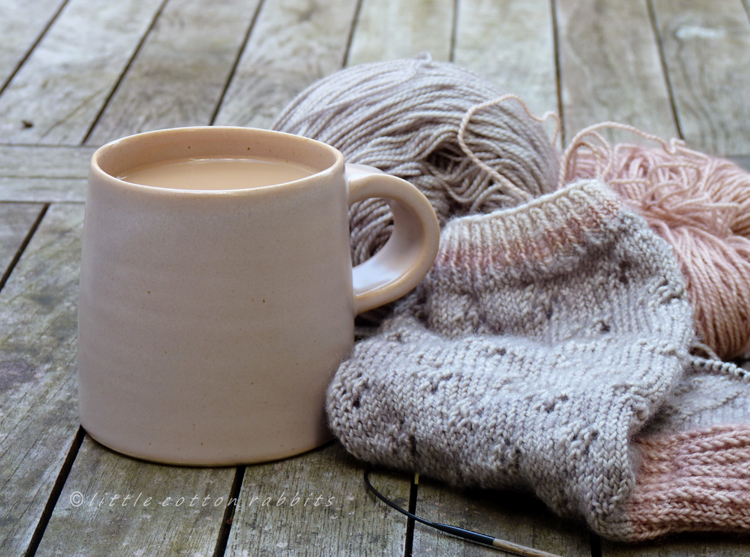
(561, 123, 750, 359)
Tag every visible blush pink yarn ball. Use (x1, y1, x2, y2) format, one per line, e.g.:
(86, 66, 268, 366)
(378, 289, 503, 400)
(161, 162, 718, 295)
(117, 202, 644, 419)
(561, 124, 750, 359)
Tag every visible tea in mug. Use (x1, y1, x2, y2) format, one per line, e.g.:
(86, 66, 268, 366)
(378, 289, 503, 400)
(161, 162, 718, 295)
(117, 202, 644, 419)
(119, 156, 317, 190)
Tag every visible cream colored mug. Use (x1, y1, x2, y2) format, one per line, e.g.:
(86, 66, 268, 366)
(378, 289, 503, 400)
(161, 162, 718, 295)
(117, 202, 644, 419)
(77, 127, 439, 466)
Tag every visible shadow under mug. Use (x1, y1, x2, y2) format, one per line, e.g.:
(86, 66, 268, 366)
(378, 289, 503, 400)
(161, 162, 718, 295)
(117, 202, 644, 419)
(77, 127, 440, 466)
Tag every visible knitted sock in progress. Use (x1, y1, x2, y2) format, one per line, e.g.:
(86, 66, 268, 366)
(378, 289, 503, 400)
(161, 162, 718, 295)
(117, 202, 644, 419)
(326, 179, 750, 541)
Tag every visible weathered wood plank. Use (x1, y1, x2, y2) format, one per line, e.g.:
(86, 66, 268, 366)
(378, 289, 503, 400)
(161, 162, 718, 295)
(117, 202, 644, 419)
(652, 0, 750, 156)
(0, 145, 93, 202)
(225, 442, 412, 555)
(556, 0, 677, 144)
(85, 0, 262, 146)
(213, 0, 359, 130)
(0, 179, 87, 203)
(0, 0, 66, 88)
(0, 203, 45, 278)
(0, 145, 94, 179)
(0, 0, 163, 146)
(453, 0, 558, 118)
(727, 156, 750, 173)
(412, 478, 592, 556)
(0, 203, 83, 555)
(35, 436, 236, 556)
(602, 534, 750, 556)
(346, 0, 454, 66)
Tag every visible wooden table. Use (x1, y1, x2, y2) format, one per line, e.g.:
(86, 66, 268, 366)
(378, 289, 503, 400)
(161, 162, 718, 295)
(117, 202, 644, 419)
(2, 0, 750, 555)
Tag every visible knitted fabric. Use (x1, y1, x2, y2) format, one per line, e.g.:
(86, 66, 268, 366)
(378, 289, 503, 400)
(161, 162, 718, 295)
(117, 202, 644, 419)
(326, 179, 750, 541)
(629, 358, 750, 538)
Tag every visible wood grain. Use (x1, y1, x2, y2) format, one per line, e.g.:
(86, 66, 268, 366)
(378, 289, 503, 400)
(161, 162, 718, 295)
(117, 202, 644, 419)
(346, 0, 455, 66)
(35, 436, 236, 557)
(225, 442, 412, 556)
(0, 203, 45, 278)
(0, 145, 93, 202)
(85, 0, 262, 146)
(556, 0, 677, 144)
(651, 0, 750, 156)
(411, 478, 592, 556)
(212, 0, 359, 130)
(454, 0, 558, 118)
(0, 0, 163, 145)
(602, 533, 750, 556)
(0, 203, 83, 555)
(0, 0, 66, 88)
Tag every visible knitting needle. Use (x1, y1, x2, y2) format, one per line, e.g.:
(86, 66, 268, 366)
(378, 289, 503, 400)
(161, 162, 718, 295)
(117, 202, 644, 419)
(364, 469, 562, 557)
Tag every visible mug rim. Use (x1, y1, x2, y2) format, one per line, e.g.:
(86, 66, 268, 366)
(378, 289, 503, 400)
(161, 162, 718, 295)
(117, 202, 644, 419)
(90, 126, 345, 196)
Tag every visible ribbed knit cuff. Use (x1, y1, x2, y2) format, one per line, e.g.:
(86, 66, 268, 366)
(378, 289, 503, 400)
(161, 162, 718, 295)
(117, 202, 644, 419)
(628, 424, 750, 540)
(434, 179, 623, 275)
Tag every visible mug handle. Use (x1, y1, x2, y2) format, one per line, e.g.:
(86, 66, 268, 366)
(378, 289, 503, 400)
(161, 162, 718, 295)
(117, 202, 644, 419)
(346, 164, 441, 315)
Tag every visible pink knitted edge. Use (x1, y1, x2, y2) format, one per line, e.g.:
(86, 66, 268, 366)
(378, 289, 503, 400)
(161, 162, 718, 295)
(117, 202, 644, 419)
(627, 424, 750, 540)
(434, 180, 622, 273)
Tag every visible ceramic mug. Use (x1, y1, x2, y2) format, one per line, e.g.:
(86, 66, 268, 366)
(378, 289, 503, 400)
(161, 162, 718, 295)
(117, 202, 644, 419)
(77, 127, 440, 466)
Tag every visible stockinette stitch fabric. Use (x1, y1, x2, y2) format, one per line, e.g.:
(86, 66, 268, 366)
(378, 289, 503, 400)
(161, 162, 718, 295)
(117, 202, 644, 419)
(326, 179, 750, 541)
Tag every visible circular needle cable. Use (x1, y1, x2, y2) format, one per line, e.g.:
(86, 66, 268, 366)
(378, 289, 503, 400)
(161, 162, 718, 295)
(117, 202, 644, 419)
(364, 468, 563, 557)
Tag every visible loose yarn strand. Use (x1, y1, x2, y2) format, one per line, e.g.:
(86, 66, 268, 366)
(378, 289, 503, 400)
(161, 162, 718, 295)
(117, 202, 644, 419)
(458, 94, 560, 204)
(560, 121, 675, 187)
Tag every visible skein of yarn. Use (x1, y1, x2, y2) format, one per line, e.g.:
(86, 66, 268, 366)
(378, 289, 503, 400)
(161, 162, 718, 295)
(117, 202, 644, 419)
(272, 54, 559, 266)
(561, 123, 750, 360)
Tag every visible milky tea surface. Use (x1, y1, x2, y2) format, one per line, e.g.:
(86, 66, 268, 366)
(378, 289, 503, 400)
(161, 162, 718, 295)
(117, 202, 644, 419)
(119, 156, 317, 190)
